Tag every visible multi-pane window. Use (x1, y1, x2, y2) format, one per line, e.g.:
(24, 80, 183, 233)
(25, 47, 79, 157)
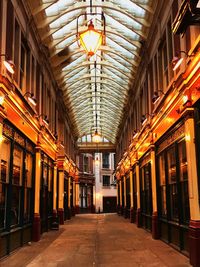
(0, 138, 10, 229)
(48, 165, 53, 216)
(24, 152, 33, 223)
(83, 155, 89, 173)
(157, 138, 190, 225)
(102, 153, 109, 168)
(140, 163, 152, 215)
(11, 145, 23, 226)
(178, 140, 190, 223)
(40, 153, 53, 229)
(20, 41, 26, 91)
(103, 175, 110, 186)
(158, 153, 167, 217)
(14, 20, 20, 82)
(167, 145, 178, 221)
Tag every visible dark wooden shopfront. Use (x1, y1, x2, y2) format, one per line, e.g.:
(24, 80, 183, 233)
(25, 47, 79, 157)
(0, 122, 35, 258)
(156, 123, 190, 253)
(139, 153, 152, 232)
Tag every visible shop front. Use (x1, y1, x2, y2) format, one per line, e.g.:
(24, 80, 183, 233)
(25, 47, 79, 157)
(0, 121, 35, 257)
(139, 152, 152, 232)
(40, 152, 54, 234)
(156, 122, 190, 253)
(130, 165, 137, 223)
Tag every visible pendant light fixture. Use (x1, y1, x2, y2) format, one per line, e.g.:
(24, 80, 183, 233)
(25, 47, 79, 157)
(77, 0, 106, 57)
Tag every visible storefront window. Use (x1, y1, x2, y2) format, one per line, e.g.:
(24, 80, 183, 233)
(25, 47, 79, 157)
(48, 166, 53, 216)
(24, 152, 33, 223)
(0, 183, 6, 229)
(0, 138, 10, 228)
(167, 145, 178, 221)
(158, 153, 167, 217)
(11, 145, 23, 226)
(0, 137, 10, 229)
(178, 140, 190, 223)
(141, 163, 152, 215)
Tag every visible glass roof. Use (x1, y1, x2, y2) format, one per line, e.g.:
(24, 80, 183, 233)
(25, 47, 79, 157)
(28, 0, 154, 144)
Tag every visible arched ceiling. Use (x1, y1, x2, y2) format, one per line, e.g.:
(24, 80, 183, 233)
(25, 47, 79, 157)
(27, 0, 155, 144)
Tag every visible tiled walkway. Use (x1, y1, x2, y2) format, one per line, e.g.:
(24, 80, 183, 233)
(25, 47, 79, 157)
(0, 214, 191, 267)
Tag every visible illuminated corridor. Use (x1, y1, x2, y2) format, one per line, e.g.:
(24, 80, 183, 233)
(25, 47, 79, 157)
(1, 214, 191, 267)
(0, 0, 200, 266)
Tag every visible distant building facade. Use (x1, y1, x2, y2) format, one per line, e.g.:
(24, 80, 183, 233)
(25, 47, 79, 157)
(94, 152, 117, 213)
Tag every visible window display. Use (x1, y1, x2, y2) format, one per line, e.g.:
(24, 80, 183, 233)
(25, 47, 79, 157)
(0, 138, 10, 229)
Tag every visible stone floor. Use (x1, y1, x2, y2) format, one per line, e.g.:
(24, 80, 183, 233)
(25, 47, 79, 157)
(0, 214, 191, 267)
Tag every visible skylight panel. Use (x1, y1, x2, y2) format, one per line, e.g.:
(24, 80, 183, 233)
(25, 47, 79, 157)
(55, 36, 75, 50)
(106, 37, 134, 59)
(67, 68, 87, 82)
(65, 67, 87, 79)
(106, 15, 140, 40)
(52, 20, 76, 39)
(107, 33, 138, 51)
(62, 55, 86, 71)
(117, 0, 146, 17)
(106, 53, 132, 68)
(45, 0, 74, 16)
(104, 54, 131, 71)
(49, 10, 81, 29)
(103, 68, 128, 83)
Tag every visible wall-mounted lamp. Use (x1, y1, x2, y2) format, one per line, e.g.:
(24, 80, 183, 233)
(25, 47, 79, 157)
(152, 90, 165, 104)
(0, 54, 15, 74)
(172, 51, 194, 71)
(141, 113, 154, 125)
(36, 114, 49, 126)
(133, 130, 138, 139)
(0, 94, 5, 107)
(24, 92, 37, 106)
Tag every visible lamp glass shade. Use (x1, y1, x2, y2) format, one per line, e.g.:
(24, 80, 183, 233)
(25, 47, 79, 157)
(0, 95, 5, 106)
(3, 60, 15, 74)
(79, 21, 102, 56)
(93, 130, 101, 143)
(28, 96, 37, 106)
(172, 57, 184, 71)
(42, 116, 49, 126)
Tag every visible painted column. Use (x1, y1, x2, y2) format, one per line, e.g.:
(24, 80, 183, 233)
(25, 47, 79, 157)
(52, 163, 59, 229)
(53, 164, 57, 212)
(32, 147, 41, 241)
(124, 176, 127, 218)
(58, 171, 64, 224)
(72, 180, 76, 216)
(150, 147, 159, 239)
(116, 182, 119, 214)
(119, 180, 122, 215)
(75, 182, 80, 214)
(136, 162, 141, 227)
(185, 116, 200, 267)
(130, 170, 134, 223)
(67, 176, 71, 219)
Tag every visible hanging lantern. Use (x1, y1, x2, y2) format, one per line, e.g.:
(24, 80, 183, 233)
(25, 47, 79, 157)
(79, 20, 103, 56)
(93, 129, 101, 143)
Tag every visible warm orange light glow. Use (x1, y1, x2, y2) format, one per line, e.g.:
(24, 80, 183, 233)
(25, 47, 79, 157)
(96, 192, 101, 200)
(0, 135, 4, 143)
(79, 21, 102, 56)
(183, 95, 189, 104)
(93, 130, 101, 142)
(0, 95, 5, 106)
(185, 134, 191, 142)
